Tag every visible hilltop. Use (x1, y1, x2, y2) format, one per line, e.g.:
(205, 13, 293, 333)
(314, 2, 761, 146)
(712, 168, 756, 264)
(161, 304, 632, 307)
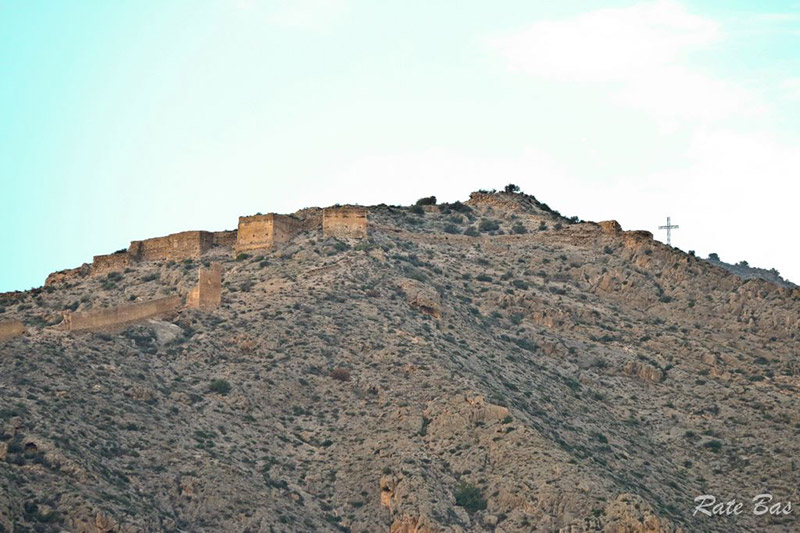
(704, 254, 797, 289)
(1, 190, 798, 532)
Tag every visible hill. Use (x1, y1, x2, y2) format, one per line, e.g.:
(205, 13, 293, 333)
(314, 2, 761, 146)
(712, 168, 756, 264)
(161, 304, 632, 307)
(1, 190, 798, 532)
(704, 254, 797, 289)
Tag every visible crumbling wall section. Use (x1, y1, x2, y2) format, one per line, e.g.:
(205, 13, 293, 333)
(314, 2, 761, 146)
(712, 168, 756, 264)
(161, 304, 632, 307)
(212, 230, 237, 248)
(0, 320, 25, 342)
(235, 214, 303, 254)
(62, 295, 180, 332)
(187, 263, 222, 310)
(128, 231, 213, 262)
(322, 207, 367, 239)
(92, 252, 130, 276)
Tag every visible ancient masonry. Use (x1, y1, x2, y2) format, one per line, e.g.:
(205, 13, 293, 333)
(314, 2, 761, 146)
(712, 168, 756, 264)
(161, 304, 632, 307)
(44, 205, 369, 286)
(322, 206, 368, 239)
(234, 214, 304, 255)
(128, 231, 215, 262)
(187, 263, 222, 310)
(61, 296, 181, 332)
(0, 320, 26, 342)
(92, 251, 130, 276)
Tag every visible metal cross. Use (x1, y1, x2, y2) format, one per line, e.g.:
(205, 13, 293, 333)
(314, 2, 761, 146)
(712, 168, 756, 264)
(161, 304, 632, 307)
(659, 216, 679, 246)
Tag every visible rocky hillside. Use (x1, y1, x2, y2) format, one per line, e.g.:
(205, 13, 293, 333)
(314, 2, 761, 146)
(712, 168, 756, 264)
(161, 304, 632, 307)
(1, 191, 798, 532)
(704, 254, 798, 289)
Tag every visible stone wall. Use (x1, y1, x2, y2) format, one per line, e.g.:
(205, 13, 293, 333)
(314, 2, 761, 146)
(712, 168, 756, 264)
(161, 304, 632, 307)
(128, 231, 214, 262)
(235, 214, 303, 254)
(322, 207, 367, 239)
(187, 263, 222, 310)
(0, 320, 25, 342)
(92, 252, 130, 276)
(212, 230, 237, 248)
(62, 295, 181, 332)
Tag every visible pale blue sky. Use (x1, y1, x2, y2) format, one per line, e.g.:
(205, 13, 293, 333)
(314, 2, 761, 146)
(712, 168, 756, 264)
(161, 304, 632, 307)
(2, 0, 799, 291)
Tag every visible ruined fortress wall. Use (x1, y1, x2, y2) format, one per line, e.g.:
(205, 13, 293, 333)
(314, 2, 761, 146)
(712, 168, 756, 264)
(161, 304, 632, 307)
(322, 207, 367, 239)
(272, 215, 303, 244)
(0, 320, 25, 342)
(128, 231, 213, 262)
(235, 214, 303, 254)
(187, 263, 222, 310)
(63, 295, 180, 332)
(212, 230, 237, 248)
(235, 214, 272, 254)
(92, 252, 130, 276)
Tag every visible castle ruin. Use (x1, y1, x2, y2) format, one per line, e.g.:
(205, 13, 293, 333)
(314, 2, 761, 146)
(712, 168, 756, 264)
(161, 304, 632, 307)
(322, 207, 367, 239)
(44, 205, 369, 286)
(128, 231, 215, 262)
(61, 295, 181, 332)
(0, 320, 25, 342)
(187, 263, 222, 310)
(92, 251, 130, 276)
(235, 214, 304, 255)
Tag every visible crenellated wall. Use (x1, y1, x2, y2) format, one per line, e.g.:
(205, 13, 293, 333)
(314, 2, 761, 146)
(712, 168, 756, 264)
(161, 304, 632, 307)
(187, 263, 222, 310)
(322, 207, 367, 239)
(128, 231, 214, 262)
(235, 214, 303, 254)
(62, 295, 181, 332)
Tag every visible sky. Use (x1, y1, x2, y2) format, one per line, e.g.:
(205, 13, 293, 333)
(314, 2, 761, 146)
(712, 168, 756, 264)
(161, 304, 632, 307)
(1, 0, 799, 291)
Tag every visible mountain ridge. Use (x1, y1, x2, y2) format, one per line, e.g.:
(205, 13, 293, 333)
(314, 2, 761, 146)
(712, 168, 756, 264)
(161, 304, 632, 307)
(1, 190, 798, 532)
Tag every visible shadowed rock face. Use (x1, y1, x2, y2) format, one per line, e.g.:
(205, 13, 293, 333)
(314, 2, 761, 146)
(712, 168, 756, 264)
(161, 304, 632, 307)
(0, 192, 797, 532)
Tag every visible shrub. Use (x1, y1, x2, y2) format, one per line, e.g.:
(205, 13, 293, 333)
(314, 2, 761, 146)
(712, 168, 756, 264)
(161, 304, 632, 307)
(504, 183, 521, 193)
(703, 440, 722, 452)
(330, 368, 351, 382)
(603, 246, 613, 254)
(475, 274, 493, 282)
(478, 219, 500, 232)
(209, 379, 231, 395)
(454, 482, 487, 513)
(463, 227, 479, 237)
(511, 223, 527, 234)
(236, 253, 250, 261)
(450, 201, 471, 213)
(443, 224, 460, 234)
(415, 196, 437, 206)
(409, 205, 424, 215)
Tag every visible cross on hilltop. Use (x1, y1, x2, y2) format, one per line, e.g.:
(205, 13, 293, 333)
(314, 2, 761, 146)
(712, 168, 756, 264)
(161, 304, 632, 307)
(659, 216, 679, 246)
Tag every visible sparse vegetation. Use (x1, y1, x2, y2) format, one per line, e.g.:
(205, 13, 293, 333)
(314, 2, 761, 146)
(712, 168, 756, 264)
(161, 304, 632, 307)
(454, 482, 487, 513)
(209, 379, 232, 395)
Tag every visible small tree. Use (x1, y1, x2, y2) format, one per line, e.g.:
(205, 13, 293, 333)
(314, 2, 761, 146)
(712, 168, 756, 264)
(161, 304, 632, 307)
(209, 379, 231, 395)
(415, 196, 437, 206)
(708, 252, 720, 261)
(454, 482, 487, 513)
(504, 184, 521, 194)
(478, 219, 500, 232)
